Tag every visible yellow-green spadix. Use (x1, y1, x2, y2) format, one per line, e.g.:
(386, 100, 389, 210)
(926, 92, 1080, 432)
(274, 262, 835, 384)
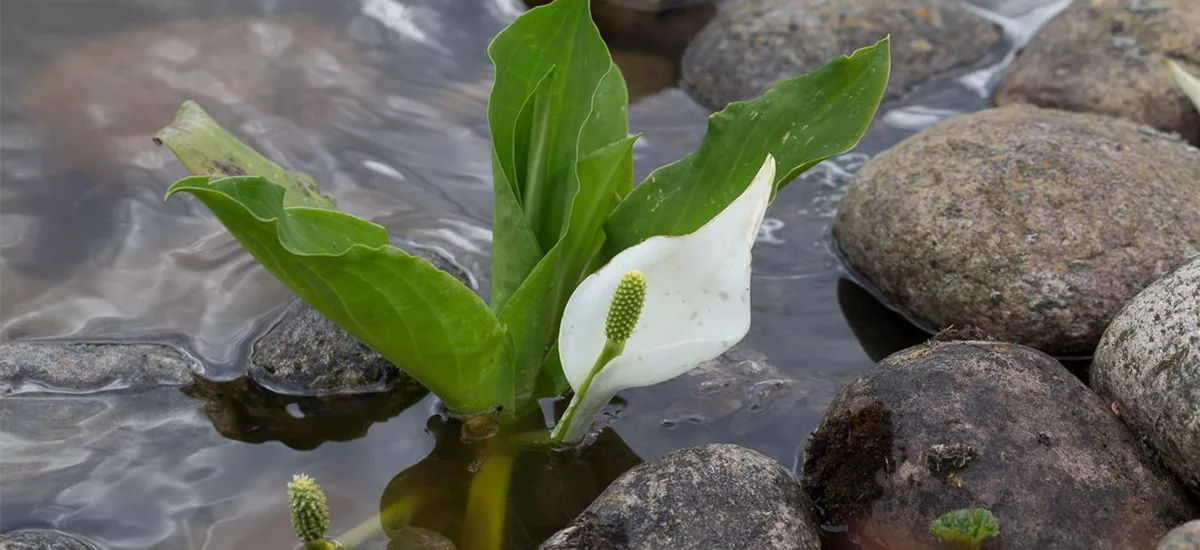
(552, 154, 776, 444)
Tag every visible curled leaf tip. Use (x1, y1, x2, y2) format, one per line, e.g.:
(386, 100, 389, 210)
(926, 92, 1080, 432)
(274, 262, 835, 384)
(605, 270, 646, 342)
(288, 473, 330, 543)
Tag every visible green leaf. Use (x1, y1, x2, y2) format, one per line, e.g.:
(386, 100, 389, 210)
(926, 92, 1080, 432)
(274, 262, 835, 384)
(498, 135, 638, 400)
(1165, 58, 1200, 113)
(155, 100, 336, 210)
(929, 508, 1000, 550)
(158, 104, 517, 415)
(486, 0, 629, 307)
(601, 38, 892, 259)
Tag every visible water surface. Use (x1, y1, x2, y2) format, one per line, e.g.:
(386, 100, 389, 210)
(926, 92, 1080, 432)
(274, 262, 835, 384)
(1, 0, 1070, 547)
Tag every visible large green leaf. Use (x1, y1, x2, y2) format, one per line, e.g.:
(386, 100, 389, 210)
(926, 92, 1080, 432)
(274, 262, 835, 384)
(602, 38, 892, 258)
(158, 104, 516, 415)
(486, 0, 629, 310)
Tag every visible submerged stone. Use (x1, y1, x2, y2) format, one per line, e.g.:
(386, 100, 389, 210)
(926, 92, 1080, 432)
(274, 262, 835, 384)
(994, 0, 1200, 144)
(540, 444, 822, 550)
(1093, 256, 1200, 496)
(0, 342, 195, 394)
(0, 530, 94, 550)
(249, 245, 472, 395)
(834, 105, 1200, 356)
(804, 340, 1196, 549)
(680, 0, 1001, 110)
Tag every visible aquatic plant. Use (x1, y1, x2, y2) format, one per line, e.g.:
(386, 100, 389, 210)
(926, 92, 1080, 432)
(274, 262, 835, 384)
(288, 474, 336, 550)
(929, 508, 1000, 550)
(1165, 59, 1200, 112)
(156, 0, 890, 546)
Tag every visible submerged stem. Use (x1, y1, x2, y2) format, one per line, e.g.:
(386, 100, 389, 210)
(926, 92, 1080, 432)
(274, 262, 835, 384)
(461, 441, 518, 550)
(551, 338, 624, 444)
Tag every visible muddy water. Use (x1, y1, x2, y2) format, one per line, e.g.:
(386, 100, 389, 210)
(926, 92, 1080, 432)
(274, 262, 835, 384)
(0, 0, 1069, 548)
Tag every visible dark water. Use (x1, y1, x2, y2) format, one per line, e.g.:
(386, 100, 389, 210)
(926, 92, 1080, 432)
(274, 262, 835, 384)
(0, 0, 1070, 547)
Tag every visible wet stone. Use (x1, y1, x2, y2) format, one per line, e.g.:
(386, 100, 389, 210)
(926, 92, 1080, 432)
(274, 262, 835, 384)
(249, 245, 472, 395)
(540, 444, 822, 550)
(1159, 521, 1200, 550)
(0, 342, 195, 395)
(0, 530, 94, 550)
(803, 340, 1197, 549)
(680, 0, 1002, 110)
(994, 0, 1200, 144)
(833, 104, 1200, 356)
(1093, 256, 1200, 495)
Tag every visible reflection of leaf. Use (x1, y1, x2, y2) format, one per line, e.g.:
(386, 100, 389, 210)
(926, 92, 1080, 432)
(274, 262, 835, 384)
(1165, 59, 1200, 113)
(929, 508, 1000, 550)
(602, 38, 891, 260)
(380, 417, 473, 545)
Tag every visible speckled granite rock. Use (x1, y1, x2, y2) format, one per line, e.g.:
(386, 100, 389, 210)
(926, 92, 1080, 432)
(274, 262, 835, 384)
(541, 444, 822, 550)
(833, 104, 1200, 356)
(681, 0, 1002, 109)
(994, 0, 1200, 144)
(0, 342, 195, 394)
(1093, 256, 1200, 495)
(804, 340, 1197, 549)
(0, 530, 93, 550)
(1159, 521, 1200, 550)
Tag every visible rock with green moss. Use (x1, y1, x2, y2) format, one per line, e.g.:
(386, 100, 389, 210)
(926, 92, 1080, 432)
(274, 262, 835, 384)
(680, 0, 1001, 110)
(833, 105, 1200, 356)
(1092, 256, 1200, 496)
(803, 340, 1196, 549)
(994, 0, 1200, 144)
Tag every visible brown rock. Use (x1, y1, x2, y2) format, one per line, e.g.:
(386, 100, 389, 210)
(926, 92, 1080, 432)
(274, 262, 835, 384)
(803, 340, 1197, 549)
(833, 104, 1200, 356)
(994, 0, 1200, 144)
(680, 0, 1002, 110)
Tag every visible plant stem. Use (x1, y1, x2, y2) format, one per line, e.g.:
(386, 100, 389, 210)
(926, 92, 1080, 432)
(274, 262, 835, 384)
(461, 441, 518, 550)
(304, 539, 338, 550)
(551, 338, 624, 444)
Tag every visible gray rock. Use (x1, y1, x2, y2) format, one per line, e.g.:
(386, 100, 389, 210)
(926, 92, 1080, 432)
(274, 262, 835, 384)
(1159, 521, 1200, 550)
(0, 530, 93, 549)
(680, 0, 1002, 110)
(833, 104, 1200, 356)
(249, 245, 472, 395)
(1093, 256, 1200, 495)
(0, 342, 195, 394)
(994, 0, 1200, 144)
(540, 444, 822, 550)
(803, 340, 1197, 549)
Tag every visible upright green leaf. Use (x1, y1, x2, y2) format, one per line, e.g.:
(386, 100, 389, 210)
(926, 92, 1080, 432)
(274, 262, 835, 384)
(158, 103, 516, 415)
(486, 0, 629, 308)
(498, 135, 638, 401)
(602, 38, 892, 259)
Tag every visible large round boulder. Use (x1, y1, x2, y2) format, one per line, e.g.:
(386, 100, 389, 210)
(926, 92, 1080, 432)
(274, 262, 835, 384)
(541, 444, 822, 550)
(803, 340, 1197, 549)
(680, 0, 1002, 110)
(833, 104, 1200, 356)
(993, 0, 1200, 144)
(1093, 256, 1200, 495)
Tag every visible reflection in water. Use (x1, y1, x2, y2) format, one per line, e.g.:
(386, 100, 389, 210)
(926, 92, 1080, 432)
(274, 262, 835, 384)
(1, 0, 1073, 547)
(835, 278, 932, 363)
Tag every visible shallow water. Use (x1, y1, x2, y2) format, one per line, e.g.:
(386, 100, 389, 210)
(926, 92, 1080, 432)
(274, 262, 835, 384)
(1, 0, 1070, 547)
